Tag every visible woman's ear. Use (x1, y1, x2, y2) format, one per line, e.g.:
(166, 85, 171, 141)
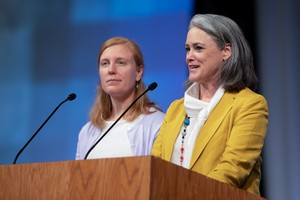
(136, 65, 144, 81)
(223, 43, 232, 61)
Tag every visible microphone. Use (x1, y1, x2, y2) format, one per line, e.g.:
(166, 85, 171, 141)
(13, 93, 77, 164)
(84, 82, 158, 159)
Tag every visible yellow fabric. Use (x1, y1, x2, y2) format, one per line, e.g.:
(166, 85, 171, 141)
(152, 88, 268, 195)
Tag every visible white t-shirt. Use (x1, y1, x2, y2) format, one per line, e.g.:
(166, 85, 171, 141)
(87, 116, 143, 159)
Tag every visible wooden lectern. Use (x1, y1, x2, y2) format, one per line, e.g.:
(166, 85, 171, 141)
(0, 156, 266, 200)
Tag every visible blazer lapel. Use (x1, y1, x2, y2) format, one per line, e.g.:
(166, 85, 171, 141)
(164, 107, 186, 160)
(189, 92, 235, 168)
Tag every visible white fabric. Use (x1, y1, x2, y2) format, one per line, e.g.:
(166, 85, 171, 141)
(75, 107, 165, 160)
(87, 118, 140, 159)
(171, 83, 225, 169)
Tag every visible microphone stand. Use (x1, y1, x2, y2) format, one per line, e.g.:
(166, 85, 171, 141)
(13, 93, 76, 164)
(84, 82, 157, 159)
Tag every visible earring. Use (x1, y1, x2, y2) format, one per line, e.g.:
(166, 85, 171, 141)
(136, 82, 139, 89)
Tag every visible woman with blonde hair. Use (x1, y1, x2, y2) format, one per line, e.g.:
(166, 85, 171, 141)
(76, 37, 164, 160)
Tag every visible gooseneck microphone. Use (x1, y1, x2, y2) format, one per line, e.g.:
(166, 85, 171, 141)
(13, 93, 77, 164)
(84, 82, 158, 159)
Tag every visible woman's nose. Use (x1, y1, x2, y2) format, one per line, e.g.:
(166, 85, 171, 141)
(186, 51, 195, 61)
(108, 64, 116, 74)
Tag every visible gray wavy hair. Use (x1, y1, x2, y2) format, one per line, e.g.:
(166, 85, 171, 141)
(186, 14, 258, 92)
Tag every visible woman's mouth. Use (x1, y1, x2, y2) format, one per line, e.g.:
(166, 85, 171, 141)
(189, 65, 199, 69)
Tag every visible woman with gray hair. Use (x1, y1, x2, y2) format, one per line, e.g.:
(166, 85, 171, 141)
(152, 14, 268, 196)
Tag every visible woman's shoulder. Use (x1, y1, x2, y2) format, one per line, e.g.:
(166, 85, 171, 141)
(81, 121, 94, 130)
(132, 108, 164, 129)
(146, 107, 165, 120)
(235, 88, 267, 102)
(229, 88, 268, 109)
(166, 97, 185, 112)
(79, 121, 100, 137)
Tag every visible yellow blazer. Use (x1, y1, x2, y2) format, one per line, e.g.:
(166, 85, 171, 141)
(152, 88, 268, 195)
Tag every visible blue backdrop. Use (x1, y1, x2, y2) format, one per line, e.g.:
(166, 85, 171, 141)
(0, 1, 193, 164)
(1, 1, 300, 200)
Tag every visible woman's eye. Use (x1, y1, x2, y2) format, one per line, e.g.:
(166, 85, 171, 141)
(117, 60, 126, 66)
(195, 45, 203, 51)
(100, 61, 108, 67)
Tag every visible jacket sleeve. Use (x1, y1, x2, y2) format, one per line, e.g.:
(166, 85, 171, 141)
(207, 93, 268, 188)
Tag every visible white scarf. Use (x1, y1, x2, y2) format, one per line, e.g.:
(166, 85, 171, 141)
(181, 82, 225, 168)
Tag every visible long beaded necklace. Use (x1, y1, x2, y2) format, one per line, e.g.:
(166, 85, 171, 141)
(180, 116, 190, 167)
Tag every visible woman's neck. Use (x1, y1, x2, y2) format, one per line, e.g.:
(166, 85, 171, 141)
(198, 83, 220, 102)
(109, 94, 135, 121)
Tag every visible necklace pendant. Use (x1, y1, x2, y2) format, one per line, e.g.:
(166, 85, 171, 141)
(180, 116, 190, 167)
(184, 118, 190, 126)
